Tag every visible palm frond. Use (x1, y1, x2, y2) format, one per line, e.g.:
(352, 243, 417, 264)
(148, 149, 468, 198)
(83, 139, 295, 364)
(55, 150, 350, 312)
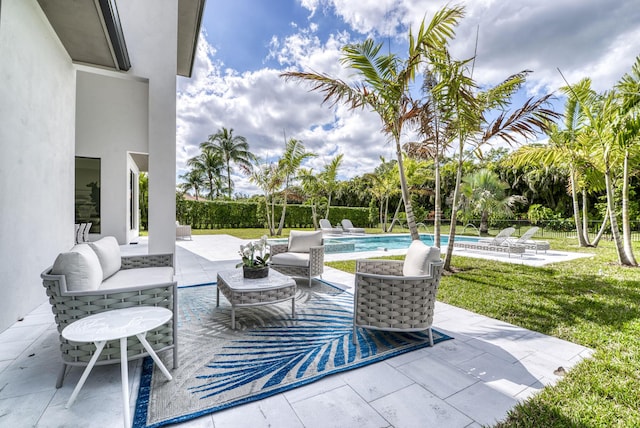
(482, 94, 560, 145)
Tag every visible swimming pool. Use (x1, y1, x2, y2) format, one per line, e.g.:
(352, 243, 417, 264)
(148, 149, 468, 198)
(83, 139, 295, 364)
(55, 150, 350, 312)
(270, 233, 480, 254)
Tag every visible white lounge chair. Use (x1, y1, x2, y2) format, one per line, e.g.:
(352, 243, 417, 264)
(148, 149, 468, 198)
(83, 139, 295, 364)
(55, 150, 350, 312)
(508, 227, 550, 254)
(341, 219, 365, 234)
(453, 227, 525, 257)
(319, 219, 343, 235)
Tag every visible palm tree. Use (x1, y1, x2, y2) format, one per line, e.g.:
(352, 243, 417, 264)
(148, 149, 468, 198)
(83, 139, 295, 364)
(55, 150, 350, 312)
(282, 5, 466, 240)
(363, 158, 400, 232)
(566, 67, 638, 266)
(459, 169, 524, 234)
(429, 45, 559, 269)
(202, 127, 256, 199)
(178, 169, 205, 201)
(275, 138, 316, 235)
(319, 153, 343, 219)
(614, 56, 640, 265)
(186, 147, 225, 199)
(242, 159, 283, 235)
(506, 85, 605, 247)
(298, 168, 323, 229)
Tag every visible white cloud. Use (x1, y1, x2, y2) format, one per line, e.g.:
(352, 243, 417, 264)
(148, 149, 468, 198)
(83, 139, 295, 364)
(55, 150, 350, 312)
(176, 0, 640, 196)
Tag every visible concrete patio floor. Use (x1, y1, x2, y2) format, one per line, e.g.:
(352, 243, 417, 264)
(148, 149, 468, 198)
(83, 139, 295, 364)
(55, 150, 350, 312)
(0, 235, 593, 427)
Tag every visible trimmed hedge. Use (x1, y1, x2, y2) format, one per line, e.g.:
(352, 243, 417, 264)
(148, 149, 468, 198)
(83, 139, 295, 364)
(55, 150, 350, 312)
(176, 198, 370, 229)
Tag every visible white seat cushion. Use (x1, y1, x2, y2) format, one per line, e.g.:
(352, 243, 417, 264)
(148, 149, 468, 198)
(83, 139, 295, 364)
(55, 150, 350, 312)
(100, 267, 174, 291)
(51, 244, 103, 292)
(89, 236, 122, 280)
(403, 240, 441, 276)
(271, 252, 310, 267)
(288, 230, 323, 253)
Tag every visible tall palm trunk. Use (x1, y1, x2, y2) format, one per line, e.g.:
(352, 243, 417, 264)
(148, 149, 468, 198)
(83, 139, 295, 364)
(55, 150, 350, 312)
(444, 148, 464, 270)
(569, 168, 588, 247)
(621, 149, 638, 265)
(581, 190, 591, 245)
(433, 145, 442, 248)
(604, 157, 634, 265)
(395, 134, 419, 240)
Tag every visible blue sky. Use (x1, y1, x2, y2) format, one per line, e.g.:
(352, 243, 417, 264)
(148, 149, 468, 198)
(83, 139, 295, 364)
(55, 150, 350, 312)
(176, 0, 640, 196)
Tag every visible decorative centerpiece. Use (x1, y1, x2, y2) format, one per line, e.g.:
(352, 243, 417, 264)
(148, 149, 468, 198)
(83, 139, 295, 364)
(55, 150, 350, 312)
(237, 235, 270, 279)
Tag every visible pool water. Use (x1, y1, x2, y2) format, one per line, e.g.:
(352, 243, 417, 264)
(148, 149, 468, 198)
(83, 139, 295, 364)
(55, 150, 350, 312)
(270, 233, 480, 254)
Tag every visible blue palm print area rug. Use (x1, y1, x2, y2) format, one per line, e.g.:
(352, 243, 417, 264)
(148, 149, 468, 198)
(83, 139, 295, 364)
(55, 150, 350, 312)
(133, 282, 452, 428)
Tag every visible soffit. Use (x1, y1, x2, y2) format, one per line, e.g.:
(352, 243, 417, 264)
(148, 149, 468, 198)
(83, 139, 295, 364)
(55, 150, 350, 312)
(177, 0, 206, 77)
(37, 0, 125, 70)
(37, 0, 205, 76)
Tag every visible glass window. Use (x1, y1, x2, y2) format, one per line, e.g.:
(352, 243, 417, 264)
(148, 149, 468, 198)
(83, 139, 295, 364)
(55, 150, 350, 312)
(75, 157, 101, 233)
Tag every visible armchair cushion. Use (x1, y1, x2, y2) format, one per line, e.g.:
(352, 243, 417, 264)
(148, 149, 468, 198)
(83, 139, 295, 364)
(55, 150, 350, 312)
(89, 237, 122, 280)
(101, 266, 174, 290)
(270, 252, 310, 267)
(288, 230, 323, 253)
(50, 244, 103, 292)
(403, 240, 441, 277)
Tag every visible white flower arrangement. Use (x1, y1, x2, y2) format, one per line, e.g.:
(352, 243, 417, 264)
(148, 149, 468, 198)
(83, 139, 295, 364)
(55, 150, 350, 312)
(236, 235, 270, 269)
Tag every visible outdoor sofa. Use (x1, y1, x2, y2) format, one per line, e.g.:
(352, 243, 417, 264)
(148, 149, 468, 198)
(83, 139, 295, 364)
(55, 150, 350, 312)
(41, 236, 177, 388)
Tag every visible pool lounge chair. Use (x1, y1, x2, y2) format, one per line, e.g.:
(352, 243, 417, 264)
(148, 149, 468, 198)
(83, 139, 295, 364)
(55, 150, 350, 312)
(453, 226, 525, 257)
(508, 226, 550, 254)
(319, 218, 343, 235)
(341, 219, 366, 234)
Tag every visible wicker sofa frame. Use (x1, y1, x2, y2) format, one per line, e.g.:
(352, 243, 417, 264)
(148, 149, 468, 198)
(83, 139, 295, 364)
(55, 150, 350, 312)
(41, 253, 178, 388)
(353, 259, 444, 346)
(270, 242, 324, 287)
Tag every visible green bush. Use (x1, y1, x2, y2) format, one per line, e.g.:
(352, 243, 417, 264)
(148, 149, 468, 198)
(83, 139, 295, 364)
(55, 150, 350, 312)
(176, 198, 370, 229)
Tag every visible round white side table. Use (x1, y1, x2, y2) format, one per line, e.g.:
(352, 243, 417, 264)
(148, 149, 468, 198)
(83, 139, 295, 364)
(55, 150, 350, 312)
(62, 306, 173, 427)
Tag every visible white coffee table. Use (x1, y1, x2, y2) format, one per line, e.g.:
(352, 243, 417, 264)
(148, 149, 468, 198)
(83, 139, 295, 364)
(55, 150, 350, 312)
(61, 306, 173, 426)
(217, 269, 297, 329)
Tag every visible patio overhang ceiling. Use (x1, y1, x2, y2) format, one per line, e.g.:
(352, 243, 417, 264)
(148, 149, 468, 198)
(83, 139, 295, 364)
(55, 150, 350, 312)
(37, 0, 205, 77)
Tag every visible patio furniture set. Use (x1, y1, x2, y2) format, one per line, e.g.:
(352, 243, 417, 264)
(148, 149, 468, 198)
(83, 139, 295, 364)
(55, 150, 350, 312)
(43, 221, 531, 425)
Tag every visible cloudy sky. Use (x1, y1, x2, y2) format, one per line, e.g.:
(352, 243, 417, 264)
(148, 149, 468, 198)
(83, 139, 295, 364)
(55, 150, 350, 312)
(176, 0, 640, 196)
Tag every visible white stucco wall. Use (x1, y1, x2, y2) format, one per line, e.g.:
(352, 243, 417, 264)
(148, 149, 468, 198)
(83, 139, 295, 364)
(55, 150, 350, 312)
(0, 0, 76, 331)
(118, 0, 178, 255)
(75, 70, 149, 244)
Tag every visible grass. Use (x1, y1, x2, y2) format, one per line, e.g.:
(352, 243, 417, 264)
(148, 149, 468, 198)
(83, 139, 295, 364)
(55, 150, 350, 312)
(327, 237, 640, 427)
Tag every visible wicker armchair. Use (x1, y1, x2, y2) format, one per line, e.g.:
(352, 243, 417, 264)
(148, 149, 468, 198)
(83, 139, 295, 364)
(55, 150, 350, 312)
(42, 249, 177, 388)
(270, 230, 324, 287)
(353, 246, 443, 346)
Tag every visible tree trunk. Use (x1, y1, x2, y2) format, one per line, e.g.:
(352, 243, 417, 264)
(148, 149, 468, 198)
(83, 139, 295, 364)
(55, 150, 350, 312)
(591, 208, 609, 247)
(479, 211, 489, 235)
(604, 159, 634, 265)
(443, 149, 464, 271)
(276, 190, 287, 236)
(569, 169, 588, 247)
(581, 190, 592, 246)
(395, 135, 419, 240)
(434, 150, 441, 248)
(388, 199, 403, 233)
(621, 150, 638, 265)
(265, 197, 274, 236)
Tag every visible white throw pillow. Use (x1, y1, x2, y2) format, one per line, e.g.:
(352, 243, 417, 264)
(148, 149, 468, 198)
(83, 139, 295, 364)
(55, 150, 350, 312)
(89, 236, 122, 280)
(51, 244, 103, 291)
(288, 230, 323, 253)
(402, 240, 441, 276)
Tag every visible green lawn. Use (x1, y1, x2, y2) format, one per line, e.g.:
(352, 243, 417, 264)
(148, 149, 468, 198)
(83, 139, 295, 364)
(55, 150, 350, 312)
(327, 237, 640, 427)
